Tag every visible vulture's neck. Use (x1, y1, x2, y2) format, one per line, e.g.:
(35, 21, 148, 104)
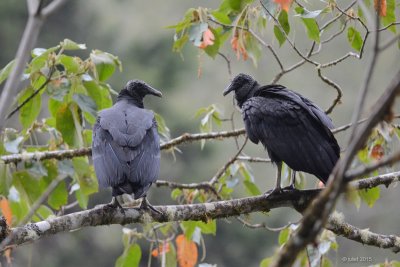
(117, 90, 144, 108)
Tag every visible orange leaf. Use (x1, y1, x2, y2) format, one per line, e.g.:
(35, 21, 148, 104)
(374, 0, 387, 17)
(176, 234, 198, 267)
(4, 249, 12, 264)
(199, 28, 215, 49)
(151, 242, 170, 257)
(273, 0, 293, 12)
(371, 144, 384, 160)
(230, 36, 248, 61)
(0, 198, 12, 225)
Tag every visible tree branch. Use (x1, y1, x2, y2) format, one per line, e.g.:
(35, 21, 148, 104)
(1, 171, 399, 249)
(327, 213, 400, 253)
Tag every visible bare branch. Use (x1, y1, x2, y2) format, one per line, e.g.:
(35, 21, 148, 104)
(346, 151, 400, 180)
(317, 68, 343, 114)
(1, 171, 399, 249)
(327, 213, 400, 253)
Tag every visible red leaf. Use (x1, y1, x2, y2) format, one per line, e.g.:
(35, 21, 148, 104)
(374, 0, 387, 17)
(0, 198, 12, 226)
(199, 28, 215, 49)
(230, 35, 248, 61)
(371, 144, 384, 160)
(151, 242, 170, 257)
(176, 234, 198, 267)
(273, 0, 293, 12)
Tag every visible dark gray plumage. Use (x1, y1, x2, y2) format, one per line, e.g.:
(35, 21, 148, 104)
(92, 80, 162, 209)
(223, 73, 340, 191)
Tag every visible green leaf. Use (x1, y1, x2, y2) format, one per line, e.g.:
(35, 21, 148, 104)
(382, 0, 396, 33)
(243, 180, 261, 196)
(196, 220, 217, 235)
(165, 242, 177, 267)
(295, 7, 320, 43)
(0, 60, 15, 85)
(83, 129, 93, 147)
(347, 27, 363, 52)
(173, 34, 190, 53)
(278, 10, 290, 35)
(115, 244, 142, 267)
(166, 8, 195, 32)
(301, 18, 320, 43)
(18, 87, 42, 128)
(278, 227, 290, 245)
(211, 11, 232, 24)
(83, 75, 112, 110)
(260, 257, 273, 267)
(75, 187, 89, 209)
(72, 157, 98, 196)
(359, 187, 380, 207)
(90, 50, 122, 81)
(60, 39, 87, 50)
(204, 27, 222, 58)
(72, 93, 98, 121)
(171, 188, 182, 200)
(33, 205, 54, 221)
(48, 181, 68, 210)
(274, 25, 286, 46)
(0, 162, 12, 196)
(189, 23, 208, 47)
(245, 34, 262, 67)
(59, 55, 80, 73)
(13, 171, 46, 202)
(55, 103, 77, 146)
(154, 112, 171, 142)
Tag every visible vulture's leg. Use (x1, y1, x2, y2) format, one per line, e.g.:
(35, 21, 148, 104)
(140, 196, 162, 215)
(286, 170, 297, 190)
(108, 196, 125, 213)
(265, 161, 283, 196)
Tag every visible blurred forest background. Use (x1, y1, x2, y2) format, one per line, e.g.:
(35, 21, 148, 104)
(0, 0, 399, 266)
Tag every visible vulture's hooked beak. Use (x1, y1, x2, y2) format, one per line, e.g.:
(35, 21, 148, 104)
(148, 86, 163, 98)
(223, 82, 235, 96)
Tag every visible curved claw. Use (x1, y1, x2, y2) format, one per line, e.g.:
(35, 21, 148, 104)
(140, 197, 162, 215)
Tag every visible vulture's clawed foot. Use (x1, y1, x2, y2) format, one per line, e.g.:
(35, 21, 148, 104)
(107, 197, 126, 214)
(264, 187, 283, 197)
(282, 184, 298, 192)
(140, 197, 162, 215)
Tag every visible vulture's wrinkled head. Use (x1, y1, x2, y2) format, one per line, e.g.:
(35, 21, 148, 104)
(123, 80, 162, 98)
(223, 73, 258, 107)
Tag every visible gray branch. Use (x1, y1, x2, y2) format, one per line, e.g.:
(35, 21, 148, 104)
(0, 171, 399, 250)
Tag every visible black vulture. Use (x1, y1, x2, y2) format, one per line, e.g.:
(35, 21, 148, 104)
(223, 73, 340, 192)
(92, 80, 162, 211)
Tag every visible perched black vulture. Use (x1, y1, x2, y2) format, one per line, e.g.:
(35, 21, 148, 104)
(92, 80, 162, 211)
(223, 73, 340, 192)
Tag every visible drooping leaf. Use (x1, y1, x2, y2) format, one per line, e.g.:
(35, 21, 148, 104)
(260, 257, 273, 267)
(176, 234, 198, 267)
(274, 25, 286, 46)
(83, 75, 112, 110)
(60, 39, 87, 50)
(90, 50, 122, 82)
(72, 157, 98, 196)
(359, 187, 380, 207)
(381, 0, 396, 33)
(278, 227, 290, 245)
(73, 93, 98, 121)
(55, 103, 76, 146)
(115, 244, 142, 267)
(0, 198, 12, 225)
(278, 10, 290, 34)
(347, 27, 363, 52)
(243, 180, 261, 196)
(18, 87, 42, 128)
(59, 55, 80, 74)
(189, 23, 209, 47)
(374, 0, 387, 16)
(0, 60, 15, 85)
(295, 7, 320, 43)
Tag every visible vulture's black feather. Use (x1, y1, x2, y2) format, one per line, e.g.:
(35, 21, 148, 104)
(223, 73, 340, 190)
(92, 80, 162, 210)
